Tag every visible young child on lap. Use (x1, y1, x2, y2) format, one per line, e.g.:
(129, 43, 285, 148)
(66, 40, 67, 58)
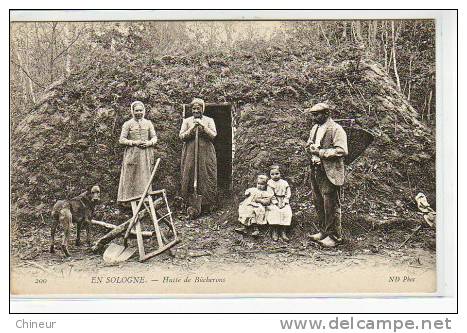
(237, 174, 273, 236)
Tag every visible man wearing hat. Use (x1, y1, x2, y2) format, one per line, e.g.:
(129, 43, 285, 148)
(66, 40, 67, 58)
(306, 103, 348, 248)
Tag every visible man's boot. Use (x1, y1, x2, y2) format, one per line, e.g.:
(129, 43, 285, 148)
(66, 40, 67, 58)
(318, 236, 337, 248)
(235, 226, 247, 234)
(251, 226, 260, 237)
(308, 232, 324, 241)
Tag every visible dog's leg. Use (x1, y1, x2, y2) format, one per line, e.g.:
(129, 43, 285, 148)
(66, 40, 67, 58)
(75, 220, 82, 246)
(62, 227, 71, 257)
(85, 219, 91, 246)
(50, 217, 58, 253)
(60, 209, 72, 257)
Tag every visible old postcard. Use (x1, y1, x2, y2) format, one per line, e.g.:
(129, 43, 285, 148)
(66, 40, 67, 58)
(10, 12, 439, 296)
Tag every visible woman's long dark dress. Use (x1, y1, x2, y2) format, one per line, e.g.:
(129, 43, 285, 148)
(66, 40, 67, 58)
(179, 115, 218, 208)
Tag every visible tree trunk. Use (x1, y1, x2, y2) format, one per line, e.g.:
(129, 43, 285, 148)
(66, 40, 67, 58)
(372, 20, 378, 46)
(49, 22, 57, 84)
(223, 22, 234, 50)
(318, 23, 331, 46)
(391, 21, 401, 91)
(421, 95, 427, 121)
(381, 21, 389, 72)
(351, 21, 362, 43)
(15, 45, 36, 104)
(63, 24, 72, 75)
(427, 89, 433, 121)
(407, 56, 413, 101)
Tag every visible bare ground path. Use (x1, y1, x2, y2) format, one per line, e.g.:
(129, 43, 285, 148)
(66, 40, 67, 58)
(11, 206, 436, 295)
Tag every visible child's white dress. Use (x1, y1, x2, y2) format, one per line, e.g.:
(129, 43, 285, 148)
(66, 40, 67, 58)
(266, 179, 293, 226)
(238, 187, 273, 226)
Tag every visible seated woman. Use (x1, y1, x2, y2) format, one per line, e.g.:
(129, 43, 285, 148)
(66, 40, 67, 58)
(267, 165, 293, 242)
(236, 174, 273, 236)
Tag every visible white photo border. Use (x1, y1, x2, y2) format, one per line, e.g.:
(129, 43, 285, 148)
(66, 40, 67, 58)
(7, 9, 457, 314)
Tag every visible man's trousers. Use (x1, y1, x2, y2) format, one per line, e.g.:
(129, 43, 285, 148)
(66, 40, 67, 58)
(310, 164, 341, 239)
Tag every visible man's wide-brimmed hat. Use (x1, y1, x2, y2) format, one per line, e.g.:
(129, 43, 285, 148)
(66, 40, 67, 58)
(308, 102, 330, 113)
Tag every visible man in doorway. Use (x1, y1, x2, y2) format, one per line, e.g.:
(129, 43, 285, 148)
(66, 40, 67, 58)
(306, 103, 348, 248)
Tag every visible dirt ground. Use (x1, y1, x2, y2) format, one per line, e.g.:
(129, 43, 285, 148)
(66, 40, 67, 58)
(10, 196, 436, 295)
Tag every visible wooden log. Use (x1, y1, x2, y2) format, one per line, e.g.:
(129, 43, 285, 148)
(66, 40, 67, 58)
(91, 218, 133, 252)
(91, 219, 153, 237)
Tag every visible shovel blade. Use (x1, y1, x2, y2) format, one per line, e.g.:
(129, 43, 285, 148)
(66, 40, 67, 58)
(188, 193, 202, 218)
(103, 243, 137, 263)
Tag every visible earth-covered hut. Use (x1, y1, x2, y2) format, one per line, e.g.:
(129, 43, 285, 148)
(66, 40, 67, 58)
(11, 42, 436, 236)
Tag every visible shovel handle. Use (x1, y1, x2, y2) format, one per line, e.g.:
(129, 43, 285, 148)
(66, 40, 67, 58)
(194, 126, 199, 194)
(124, 158, 161, 242)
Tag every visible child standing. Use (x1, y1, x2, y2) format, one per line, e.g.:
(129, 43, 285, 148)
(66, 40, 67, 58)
(237, 174, 273, 236)
(267, 165, 293, 241)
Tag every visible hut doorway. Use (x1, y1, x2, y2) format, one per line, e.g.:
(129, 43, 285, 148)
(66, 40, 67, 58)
(182, 102, 233, 192)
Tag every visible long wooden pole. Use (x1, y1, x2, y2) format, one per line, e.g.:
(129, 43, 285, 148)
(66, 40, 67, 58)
(124, 158, 161, 245)
(194, 127, 199, 195)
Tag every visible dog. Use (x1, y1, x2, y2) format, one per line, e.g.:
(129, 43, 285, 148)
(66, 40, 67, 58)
(50, 185, 101, 256)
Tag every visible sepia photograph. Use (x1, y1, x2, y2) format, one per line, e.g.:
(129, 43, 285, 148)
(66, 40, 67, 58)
(10, 12, 438, 296)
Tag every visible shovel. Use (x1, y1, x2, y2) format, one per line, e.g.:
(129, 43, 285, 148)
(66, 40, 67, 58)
(188, 126, 202, 217)
(103, 158, 161, 263)
(103, 243, 136, 263)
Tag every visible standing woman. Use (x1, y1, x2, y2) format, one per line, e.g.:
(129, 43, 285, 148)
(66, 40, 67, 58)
(117, 101, 158, 205)
(179, 98, 218, 214)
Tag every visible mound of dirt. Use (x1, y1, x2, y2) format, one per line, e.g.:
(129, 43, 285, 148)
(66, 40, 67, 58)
(11, 43, 435, 236)
(233, 60, 436, 231)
